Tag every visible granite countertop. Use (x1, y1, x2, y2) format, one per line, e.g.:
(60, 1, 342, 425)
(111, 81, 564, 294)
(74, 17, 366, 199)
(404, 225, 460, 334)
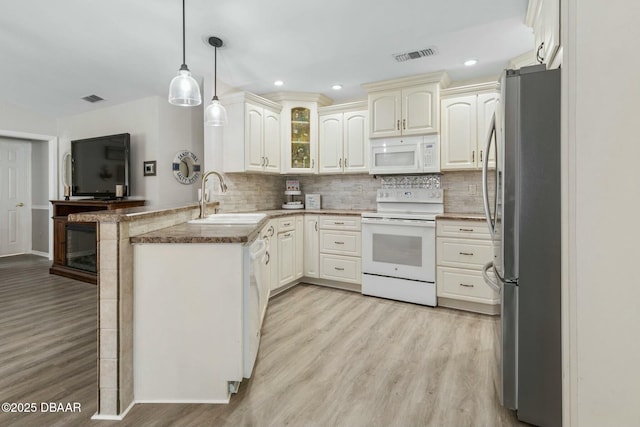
(68, 201, 219, 223)
(131, 209, 370, 244)
(437, 212, 487, 221)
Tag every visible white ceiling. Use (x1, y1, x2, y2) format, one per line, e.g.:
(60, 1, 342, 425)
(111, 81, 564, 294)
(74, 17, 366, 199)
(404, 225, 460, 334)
(0, 0, 533, 118)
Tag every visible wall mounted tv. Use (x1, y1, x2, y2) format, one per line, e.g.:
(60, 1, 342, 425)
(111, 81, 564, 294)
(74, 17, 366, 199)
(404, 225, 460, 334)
(71, 133, 131, 199)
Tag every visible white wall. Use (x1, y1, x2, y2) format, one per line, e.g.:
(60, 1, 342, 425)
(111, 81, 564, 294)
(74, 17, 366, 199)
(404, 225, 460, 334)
(0, 100, 56, 135)
(157, 100, 203, 205)
(57, 96, 203, 206)
(567, 1, 640, 425)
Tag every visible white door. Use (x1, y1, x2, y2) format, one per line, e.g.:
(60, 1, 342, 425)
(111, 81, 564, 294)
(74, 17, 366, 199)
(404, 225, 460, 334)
(263, 109, 280, 173)
(343, 110, 369, 173)
(361, 218, 436, 282)
(319, 113, 343, 173)
(477, 93, 499, 169)
(277, 230, 295, 288)
(0, 140, 31, 256)
(402, 83, 438, 135)
(245, 104, 264, 172)
(303, 215, 319, 278)
(440, 95, 478, 170)
(369, 90, 401, 138)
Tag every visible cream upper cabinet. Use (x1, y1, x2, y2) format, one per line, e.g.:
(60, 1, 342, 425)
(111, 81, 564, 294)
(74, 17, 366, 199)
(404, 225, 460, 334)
(369, 90, 401, 137)
(440, 95, 477, 170)
(263, 109, 281, 173)
(368, 84, 438, 138)
(318, 102, 369, 174)
(220, 92, 282, 174)
(364, 72, 449, 139)
(262, 93, 332, 175)
(477, 93, 498, 168)
(440, 84, 499, 171)
(527, 0, 561, 68)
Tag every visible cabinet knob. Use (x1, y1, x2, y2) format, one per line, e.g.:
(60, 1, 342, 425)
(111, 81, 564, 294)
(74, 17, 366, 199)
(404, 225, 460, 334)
(344, 158, 348, 167)
(339, 158, 342, 168)
(334, 267, 345, 271)
(472, 151, 475, 163)
(397, 120, 400, 131)
(265, 157, 269, 166)
(459, 283, 474, 288)
(480, 150, 483, 163)
(459, 252, 474, 256)
(16, 202, 24, 207)
(402, 119, 406, 130)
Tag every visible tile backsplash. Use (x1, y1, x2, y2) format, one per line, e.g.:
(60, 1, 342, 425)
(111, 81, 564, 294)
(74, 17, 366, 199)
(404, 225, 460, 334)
(215, 173, 286, 212)
(213, 170, 490, 214)
(295, 174, 379, 210)
(441, 170, 494, 214)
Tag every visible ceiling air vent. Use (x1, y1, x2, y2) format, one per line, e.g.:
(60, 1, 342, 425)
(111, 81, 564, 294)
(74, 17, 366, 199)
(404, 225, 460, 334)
(81, 94, 105, 103)
(393, 47, 438, 62)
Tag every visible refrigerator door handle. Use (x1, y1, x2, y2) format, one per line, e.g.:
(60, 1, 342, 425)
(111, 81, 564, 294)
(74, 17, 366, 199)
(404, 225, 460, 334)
(482, 113, 496, 239)
(482, 261, 501, 293)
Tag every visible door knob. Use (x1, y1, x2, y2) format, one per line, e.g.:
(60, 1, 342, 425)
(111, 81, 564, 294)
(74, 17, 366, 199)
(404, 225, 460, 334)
(16, 202, 24, 207)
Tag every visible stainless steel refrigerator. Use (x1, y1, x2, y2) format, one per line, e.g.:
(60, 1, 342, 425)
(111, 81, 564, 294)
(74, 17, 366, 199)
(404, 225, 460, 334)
(481, 64, 562, 427)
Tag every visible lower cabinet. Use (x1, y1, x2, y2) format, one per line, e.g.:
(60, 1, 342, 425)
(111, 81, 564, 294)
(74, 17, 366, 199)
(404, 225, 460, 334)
(318, 216, 362, 284)
(303, 215, 319, 278)
(259, 220, 276, 293)
(436, 219, 499, 315)
(276, 215, 303, 290)
(271, 213, 362, 293)
(277, 221, 296, 288)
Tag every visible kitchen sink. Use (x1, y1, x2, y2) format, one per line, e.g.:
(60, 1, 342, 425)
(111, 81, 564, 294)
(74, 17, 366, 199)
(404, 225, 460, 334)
(188, 213, 267, 225)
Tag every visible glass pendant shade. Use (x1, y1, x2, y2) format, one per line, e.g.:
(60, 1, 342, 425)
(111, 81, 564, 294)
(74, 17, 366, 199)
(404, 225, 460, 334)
(205, 97, 228, 126)
(168, 66, 202, 106)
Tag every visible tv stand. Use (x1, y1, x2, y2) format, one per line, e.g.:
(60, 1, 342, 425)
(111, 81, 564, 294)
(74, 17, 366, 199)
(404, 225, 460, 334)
(50, 199, 146, 284)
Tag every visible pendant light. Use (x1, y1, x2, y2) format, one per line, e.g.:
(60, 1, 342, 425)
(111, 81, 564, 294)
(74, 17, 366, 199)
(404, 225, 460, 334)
(204, 36, 228, 126)
(168, 0, 201, 106)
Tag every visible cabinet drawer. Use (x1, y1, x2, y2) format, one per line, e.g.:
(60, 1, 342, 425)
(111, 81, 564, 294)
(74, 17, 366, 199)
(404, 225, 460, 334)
(436, 219, 490, 239)
(319, 230, 361, 256)
(320, 254, 361, 284)
(436, 238, 492, 269)
(278, 216, 296, 232)
(437, 267, 499, 304)
(319, 216, 361, 231)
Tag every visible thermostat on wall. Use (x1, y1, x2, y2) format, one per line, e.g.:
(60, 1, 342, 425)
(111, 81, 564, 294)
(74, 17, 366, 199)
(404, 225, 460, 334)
(305, 194, 321, 210)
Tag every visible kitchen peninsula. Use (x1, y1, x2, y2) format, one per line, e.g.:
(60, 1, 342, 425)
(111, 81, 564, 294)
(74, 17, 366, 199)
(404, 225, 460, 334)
(71, 203, 365, 419)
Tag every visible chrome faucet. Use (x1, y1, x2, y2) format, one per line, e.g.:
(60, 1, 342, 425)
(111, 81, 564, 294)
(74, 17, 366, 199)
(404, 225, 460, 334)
(200, 170, 228, 219)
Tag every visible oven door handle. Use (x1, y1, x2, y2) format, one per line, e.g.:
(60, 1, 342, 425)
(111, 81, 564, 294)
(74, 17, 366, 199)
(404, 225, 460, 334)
(361, 217, 436, 227)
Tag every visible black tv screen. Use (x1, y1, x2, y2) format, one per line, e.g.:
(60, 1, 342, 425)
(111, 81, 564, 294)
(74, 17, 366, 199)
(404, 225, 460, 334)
(71, 133, 130, 198)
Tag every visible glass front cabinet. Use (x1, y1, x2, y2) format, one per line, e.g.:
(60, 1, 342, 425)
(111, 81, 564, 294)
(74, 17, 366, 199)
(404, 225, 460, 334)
(265, 93, 331, 174)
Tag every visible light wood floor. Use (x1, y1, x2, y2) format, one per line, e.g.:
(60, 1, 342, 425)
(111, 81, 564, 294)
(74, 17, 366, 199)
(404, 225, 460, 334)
(0, 254, 524, 427)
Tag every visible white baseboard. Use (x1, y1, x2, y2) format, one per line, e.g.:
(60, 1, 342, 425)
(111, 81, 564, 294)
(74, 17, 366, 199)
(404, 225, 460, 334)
(30, 250, 49, 258)
(90, 400, 135, 421)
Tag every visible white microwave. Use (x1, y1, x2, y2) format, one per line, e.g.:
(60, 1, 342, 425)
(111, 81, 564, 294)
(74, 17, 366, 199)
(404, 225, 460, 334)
(369, 135, 440, 175)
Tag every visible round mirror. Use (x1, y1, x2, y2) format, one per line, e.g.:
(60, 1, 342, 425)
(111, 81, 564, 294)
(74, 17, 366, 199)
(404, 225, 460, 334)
(172, 150, 201, 185)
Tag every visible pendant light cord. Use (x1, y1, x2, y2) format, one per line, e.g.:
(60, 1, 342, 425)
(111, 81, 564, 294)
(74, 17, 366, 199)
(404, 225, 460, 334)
(181, 0, 186, 66)
(214, 45, 218, 99)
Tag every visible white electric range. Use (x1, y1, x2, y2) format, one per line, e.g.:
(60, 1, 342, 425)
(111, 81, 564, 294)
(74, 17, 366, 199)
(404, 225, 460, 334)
(361, 187, 443, 306)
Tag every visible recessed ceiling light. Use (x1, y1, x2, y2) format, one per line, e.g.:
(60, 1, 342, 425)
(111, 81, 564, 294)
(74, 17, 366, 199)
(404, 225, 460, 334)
(274, 80, 284, 86)
(332, 84, 343, 90)
(464, 59, 478, 66)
